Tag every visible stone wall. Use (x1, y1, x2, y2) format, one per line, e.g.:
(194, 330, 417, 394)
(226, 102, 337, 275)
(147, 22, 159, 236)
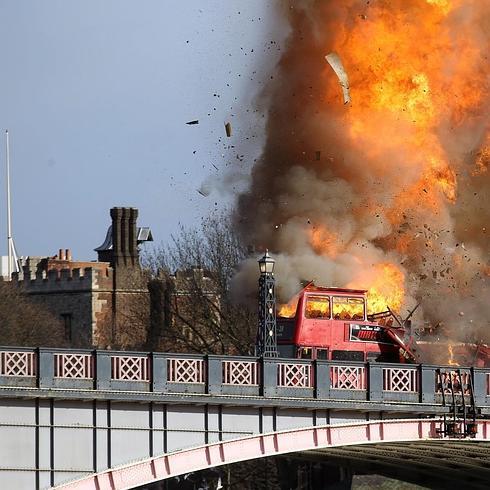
(12, 266, 114, 348)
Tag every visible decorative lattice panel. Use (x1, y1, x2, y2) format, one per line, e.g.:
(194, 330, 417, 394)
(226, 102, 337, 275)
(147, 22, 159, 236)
(436, 370, 471, 395)
(111, 356, 149, 381)
(167, 359, 205, 384)
(0, 351, 36, 377)
(330, 366, 366, 390)
(383, 368, 418, 392)
(54, 354, 93, 379)
(223, 361, 259, 385)
(277, 363, 312, 388)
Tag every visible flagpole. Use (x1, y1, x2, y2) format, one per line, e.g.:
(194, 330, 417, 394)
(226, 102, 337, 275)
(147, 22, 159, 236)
(5, 130, 12, 277)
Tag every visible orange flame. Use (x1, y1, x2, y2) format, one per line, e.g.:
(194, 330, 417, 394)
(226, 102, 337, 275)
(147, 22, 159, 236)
(309, 226, 339, 258)
(304, 0, 488, 310)
(278, 298, 297, 318)
(473, 147, 490, 176)
(335, 2, 474, 212)
(347, 263, 405, 314)
(447, 343, 460, 366)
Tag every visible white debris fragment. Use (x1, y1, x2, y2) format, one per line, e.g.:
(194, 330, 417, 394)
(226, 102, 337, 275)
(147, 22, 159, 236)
(325, 52, 351, 104)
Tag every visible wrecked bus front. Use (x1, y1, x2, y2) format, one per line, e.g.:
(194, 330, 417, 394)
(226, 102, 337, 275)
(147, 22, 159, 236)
(277, 283, 415, 363)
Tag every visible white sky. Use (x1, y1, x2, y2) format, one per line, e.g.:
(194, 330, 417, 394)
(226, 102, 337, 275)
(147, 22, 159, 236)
(0, 1, 287, 259)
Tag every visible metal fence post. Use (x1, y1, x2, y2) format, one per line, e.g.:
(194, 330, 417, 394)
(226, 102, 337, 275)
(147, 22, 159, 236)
(420, 365, 436, 404)
(262, 358, 277, 397)
(207, 356, 222, 395)
(315, 361, 330, 399)
(152, 352, 167, 393)
(38, 348, 54, 388)
(95, 351, 111, 390)
(368, 363, 383, 401)
(472, 368, 487, 407)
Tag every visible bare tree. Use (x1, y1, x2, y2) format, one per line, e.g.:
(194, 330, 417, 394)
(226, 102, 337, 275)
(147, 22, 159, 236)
(0, 281, 66, 347)
(142, 211, 257, 355)
(113, 291, 150, 350)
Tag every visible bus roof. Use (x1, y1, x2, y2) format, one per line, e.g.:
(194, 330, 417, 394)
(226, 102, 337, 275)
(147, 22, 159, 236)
(304, 284, 367, 295)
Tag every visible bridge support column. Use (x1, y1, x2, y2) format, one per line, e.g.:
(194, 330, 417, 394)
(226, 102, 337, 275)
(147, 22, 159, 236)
(38, 399, 54, 489)
(312, 464, 352, 490)
(277, 459, 352, 490)
(94, 401, 111, 472)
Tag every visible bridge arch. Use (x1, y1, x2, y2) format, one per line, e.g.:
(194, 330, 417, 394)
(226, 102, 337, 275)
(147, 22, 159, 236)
(55, 418, 490, 490)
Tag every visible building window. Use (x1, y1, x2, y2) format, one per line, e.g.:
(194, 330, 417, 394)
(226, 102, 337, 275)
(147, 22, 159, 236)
(61, 313, 73, 342)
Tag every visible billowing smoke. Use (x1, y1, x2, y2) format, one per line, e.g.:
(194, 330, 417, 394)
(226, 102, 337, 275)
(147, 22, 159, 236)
(233, 0, 490, 343)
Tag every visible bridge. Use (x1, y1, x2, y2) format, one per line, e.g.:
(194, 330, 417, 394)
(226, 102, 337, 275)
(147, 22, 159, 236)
(0, 347, 489, 489)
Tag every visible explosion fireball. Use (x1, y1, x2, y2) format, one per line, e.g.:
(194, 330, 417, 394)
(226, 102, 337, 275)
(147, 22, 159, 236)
(235, 0, 490, 342)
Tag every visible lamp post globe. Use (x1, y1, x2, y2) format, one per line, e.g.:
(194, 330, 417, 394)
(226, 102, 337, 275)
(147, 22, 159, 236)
(258, 250, 275, 275)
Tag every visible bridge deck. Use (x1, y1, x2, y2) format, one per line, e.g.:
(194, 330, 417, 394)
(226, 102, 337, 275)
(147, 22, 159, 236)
(0, 347, 488, 489)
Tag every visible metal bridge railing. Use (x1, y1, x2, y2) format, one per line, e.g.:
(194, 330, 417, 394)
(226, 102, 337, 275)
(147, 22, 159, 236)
(54, 353, 93, 379)
(222, 360, 258, 385)
(0, 350, 36, 377)
(331, 365, 366, 390)
(0, 347, 488, 407)
(383, 366, 418, 392)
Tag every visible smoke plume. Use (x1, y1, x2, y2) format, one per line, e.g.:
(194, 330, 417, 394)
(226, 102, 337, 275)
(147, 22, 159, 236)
(234, 0, 490, 342)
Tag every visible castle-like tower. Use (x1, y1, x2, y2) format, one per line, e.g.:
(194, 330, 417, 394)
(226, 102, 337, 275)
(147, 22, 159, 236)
(12, 207, 152, 349)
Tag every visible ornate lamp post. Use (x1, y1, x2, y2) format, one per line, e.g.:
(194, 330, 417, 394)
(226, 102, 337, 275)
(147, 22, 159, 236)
(256, 250, 279, 357)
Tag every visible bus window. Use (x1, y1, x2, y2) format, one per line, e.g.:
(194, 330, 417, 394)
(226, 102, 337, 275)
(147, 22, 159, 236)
(298, 347, 312, 359)
(316, 349, 328, 360)
(305, 295, 331, 319)
(332, 297, 365, 321)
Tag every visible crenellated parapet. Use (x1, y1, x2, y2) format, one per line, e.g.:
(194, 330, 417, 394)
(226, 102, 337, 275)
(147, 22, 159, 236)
(12, 265, 113, 292)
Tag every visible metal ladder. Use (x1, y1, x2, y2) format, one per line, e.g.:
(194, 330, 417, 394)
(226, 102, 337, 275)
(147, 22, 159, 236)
(436, 368, 478, 438)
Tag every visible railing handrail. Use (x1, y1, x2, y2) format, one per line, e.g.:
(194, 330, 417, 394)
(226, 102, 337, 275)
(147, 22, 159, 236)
(0, 347, 487, 407)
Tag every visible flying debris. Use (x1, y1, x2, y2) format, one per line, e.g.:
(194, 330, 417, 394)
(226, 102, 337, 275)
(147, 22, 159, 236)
(224, 122, 232, 137)
(197, 183, 211, 197)
(186, 120, 199, 125)
(325, 53, 351, 104)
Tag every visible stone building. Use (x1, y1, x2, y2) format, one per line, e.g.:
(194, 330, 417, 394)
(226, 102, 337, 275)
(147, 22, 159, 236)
(12, 207, 153, 348)
(9, 206, 226, 352)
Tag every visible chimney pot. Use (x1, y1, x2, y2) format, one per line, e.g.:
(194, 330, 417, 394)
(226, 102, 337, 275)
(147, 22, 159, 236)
(59, 249, 65, 261)
(66, 249, 72, 261)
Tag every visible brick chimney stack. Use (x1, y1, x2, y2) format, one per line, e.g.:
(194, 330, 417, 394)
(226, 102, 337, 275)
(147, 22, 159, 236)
(110, 207, 139, 268)
(129, 208, 138, 267)
(110, 207, 123, 266)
